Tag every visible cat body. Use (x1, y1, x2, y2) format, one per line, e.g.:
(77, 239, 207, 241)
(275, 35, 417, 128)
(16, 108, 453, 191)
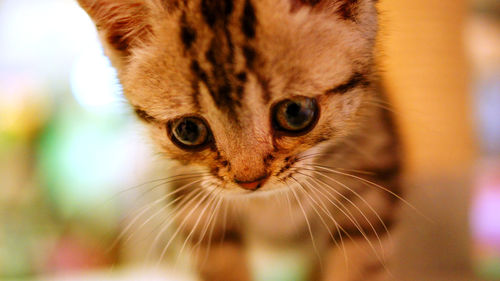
(78, 0, 401, 280)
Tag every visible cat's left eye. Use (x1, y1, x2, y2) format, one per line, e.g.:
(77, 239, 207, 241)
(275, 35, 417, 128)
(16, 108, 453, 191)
(169, 117, 211, 149)
(272, 96, 319, 134)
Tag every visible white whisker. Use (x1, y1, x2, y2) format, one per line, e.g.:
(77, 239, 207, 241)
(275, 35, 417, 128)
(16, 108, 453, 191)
(306, 164, 429, 221)
(108, 178, 204, 252)
(282, 178, 322, 268)
(202, 194, 224, 265)
(300, 167, 391, 253)
(156, 190, 212, 266)
(176, 189, 221, 266)
(147, 188, 206, 263)
(294, 170, 385, 264)
(290, 176, 348, 270)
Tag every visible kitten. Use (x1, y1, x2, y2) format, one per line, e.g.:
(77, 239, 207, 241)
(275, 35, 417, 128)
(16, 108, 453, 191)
(78, 0, 402, 280)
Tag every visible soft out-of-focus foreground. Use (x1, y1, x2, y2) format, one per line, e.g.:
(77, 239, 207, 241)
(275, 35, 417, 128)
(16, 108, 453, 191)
(0, 0, 499, 280)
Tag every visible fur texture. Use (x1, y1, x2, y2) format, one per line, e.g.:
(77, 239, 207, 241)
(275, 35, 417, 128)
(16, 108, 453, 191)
(78, 0, 401, 280)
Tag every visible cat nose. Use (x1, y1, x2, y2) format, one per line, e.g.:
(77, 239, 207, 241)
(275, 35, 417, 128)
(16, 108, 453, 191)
(235, 176, 268, 191)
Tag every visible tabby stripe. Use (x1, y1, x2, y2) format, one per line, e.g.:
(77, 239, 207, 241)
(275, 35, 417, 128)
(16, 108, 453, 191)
(361, 164, 403, 202)
(134, 108, 156, 123)
(161, 0, 181, 11)
(293, 0, 321, 6)
(242, 45, 257, 70)
(201, 0, 234, 28)
(337, 0, 359, 21)
(258, 75, 271, 103)
(241, 0, 257, 39)
(289, 0, 321, 11)
(370, 163, 401, 182)
(326, 72, 369, 95)
(235, 72, 247, 100)
(180, 13, 196, 50)
(242, 45, 271, 103)
(199, 0, 243, 119)
(190, 60, 210, 111)
(205, 39, 239, 116)
(190, 60, 209, 83)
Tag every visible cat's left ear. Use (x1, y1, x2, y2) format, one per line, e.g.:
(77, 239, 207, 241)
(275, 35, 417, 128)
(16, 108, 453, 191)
(78, 0, 153, 60)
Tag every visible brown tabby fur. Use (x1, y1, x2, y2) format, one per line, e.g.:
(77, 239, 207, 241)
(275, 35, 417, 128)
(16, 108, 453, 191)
(78, 0, 401, 280)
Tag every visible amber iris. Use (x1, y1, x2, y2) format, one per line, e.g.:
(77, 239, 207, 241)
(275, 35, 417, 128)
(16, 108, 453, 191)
(171, 117, 210, 148)
(273, 96, 318, 133)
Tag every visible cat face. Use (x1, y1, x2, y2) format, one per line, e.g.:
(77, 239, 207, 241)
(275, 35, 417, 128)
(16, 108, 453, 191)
(79, 0, 378, 194)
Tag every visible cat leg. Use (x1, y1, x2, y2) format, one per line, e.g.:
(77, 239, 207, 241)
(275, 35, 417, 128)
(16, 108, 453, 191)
(175, 195, 250, 281)
(318, 232, 394, 281)
(192, 234, 251, 281)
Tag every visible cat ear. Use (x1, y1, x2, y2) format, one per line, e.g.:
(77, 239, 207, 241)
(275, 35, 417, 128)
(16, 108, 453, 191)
(78, 0, 153, 57)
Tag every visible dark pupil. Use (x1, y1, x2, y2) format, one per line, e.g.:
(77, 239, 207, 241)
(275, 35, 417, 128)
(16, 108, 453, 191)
(285, 102, 309, 127)
(176, 120, 199, 143)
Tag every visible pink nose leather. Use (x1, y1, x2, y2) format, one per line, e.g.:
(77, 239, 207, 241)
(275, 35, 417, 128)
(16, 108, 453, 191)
(236, 178, 266, 190)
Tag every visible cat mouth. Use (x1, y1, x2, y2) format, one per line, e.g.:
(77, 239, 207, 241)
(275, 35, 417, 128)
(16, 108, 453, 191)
(234, 175, 268, 191)
(205, 150, 318, 195)
(213, 169, 305, 196)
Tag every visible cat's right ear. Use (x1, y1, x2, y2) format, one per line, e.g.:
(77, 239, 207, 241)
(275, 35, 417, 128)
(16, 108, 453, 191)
(77, 0, 153, 59)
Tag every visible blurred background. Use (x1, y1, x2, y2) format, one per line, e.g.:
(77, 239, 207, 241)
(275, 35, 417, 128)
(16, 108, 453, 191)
(0, 0, 499, 280)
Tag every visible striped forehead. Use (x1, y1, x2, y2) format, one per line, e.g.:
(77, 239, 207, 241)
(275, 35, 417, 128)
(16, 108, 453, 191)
(172, 0, 366, 114)
(130, 0, 370, 123)
(175, 0, 265, 121)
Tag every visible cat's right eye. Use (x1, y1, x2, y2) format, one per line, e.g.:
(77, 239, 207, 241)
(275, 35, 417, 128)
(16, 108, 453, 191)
(169, 117, 211, 150)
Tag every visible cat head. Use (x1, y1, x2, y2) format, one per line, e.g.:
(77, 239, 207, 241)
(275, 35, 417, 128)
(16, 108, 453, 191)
(79, 0, 379, 194)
